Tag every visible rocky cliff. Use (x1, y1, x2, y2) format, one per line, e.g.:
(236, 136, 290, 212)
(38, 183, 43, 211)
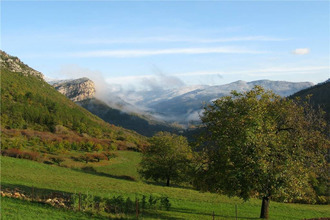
(0, 50, 44, 79)
(52, 78, 96, 102)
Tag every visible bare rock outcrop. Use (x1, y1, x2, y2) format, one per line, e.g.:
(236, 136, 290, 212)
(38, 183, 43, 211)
(0, 50, 44, 79)
(53, 78, 96, 102)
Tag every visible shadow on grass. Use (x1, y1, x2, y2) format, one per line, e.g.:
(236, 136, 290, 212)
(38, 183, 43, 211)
(73, 166, 194, 190)
(144, 180, 195, 190)
(170, 207, 260, 220)
(1, 182, 74, 199)
(72, 166, 137, 182)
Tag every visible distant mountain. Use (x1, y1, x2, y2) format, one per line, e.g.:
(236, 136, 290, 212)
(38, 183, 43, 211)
(117, 80, 314, 124)
(50, 77, 182, 136)
(52, 77, 96, 102)
(77, 98, 182, 137)
(290, 79, 330, 123)
(0, 50, 146, 150)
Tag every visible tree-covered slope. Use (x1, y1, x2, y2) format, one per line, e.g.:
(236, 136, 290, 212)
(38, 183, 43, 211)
(77, 98, 181, 137)
(0, 50, 147, 147)
(290, 80, 330, 123)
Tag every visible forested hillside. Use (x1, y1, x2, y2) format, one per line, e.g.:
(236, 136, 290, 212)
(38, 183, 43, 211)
(290, 80, 330, 123)
(0, 50, 148, 151)
(77, 98, 182, 137)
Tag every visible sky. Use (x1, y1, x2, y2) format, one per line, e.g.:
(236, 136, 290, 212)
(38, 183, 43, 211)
(1, 1, 330, 90)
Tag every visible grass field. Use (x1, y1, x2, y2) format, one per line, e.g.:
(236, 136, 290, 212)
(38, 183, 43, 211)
(1, 153, 329, 219)
(1, 197, 106, 220)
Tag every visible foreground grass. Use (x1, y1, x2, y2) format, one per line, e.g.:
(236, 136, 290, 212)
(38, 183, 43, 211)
(1, 155, 329, 219)
(1, 197, 105, 220)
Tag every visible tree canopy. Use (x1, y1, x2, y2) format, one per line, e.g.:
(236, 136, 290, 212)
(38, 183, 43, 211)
(139, 132, 192, 186)
(194, 86, 328, 218)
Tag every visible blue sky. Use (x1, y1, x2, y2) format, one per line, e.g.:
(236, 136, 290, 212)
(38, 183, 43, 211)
(2, 1, 329, 89)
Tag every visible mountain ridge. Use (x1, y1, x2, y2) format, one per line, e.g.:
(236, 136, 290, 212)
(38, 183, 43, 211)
(50, 75, 314, 126)
(120, 79, 314, 123)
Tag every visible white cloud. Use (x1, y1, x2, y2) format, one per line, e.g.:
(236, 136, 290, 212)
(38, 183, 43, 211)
(292, 48, 310, 55)
(68, 47, 266, 58)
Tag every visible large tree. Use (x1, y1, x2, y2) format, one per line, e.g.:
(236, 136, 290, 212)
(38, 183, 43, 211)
(139, 132, 192, 186)
(194, 86, 328, 219)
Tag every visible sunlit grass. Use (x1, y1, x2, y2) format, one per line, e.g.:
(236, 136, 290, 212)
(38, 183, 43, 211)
(1, 155, 329, 219)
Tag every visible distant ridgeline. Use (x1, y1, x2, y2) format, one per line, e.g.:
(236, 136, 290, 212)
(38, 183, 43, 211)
(50, 78, 182, 137)
(0, 50, 148, 152)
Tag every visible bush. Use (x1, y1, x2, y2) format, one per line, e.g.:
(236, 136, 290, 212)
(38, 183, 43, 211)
(2, 148, 22, 158)
(102, 151, 117, 160)
(160, 196, 171, 210)
(22, 151, 40, 161)
(80, 153, 94, 163)
(92, 153, 106, 162)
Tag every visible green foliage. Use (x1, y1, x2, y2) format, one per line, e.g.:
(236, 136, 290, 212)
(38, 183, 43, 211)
(139, 132, 192, 186)
(290, 80, 330, 125)
(78, 98, 182, 137)
(194, 86, 329, 217)
(160, 196, 171, 210)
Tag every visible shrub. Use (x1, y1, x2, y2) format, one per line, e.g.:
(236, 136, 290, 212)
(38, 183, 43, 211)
(92, 153, 106, 162)
(2, 148, 22, 158)
(80, 153, 94, 163)
(160, 196, 171, 210)
(102, 151, 117, 160)
(22, 151, 40, 161)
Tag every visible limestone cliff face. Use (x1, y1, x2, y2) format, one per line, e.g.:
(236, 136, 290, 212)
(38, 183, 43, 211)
(53, 78, 96, 102)
(0, 50, 44, 79)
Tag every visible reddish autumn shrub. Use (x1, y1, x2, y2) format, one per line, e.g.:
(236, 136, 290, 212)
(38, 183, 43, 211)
(80, 153, 95, 163)
(2, 148, 23, 158)
(22, 151, 40, 161)
(92, 153, 106, 162)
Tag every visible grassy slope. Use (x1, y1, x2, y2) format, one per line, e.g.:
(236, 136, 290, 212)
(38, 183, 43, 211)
(1, 155, 329, 220)
(1, 197, 105, 220)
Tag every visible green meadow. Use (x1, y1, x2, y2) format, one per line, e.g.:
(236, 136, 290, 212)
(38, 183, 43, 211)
(1, 153, 329, 219)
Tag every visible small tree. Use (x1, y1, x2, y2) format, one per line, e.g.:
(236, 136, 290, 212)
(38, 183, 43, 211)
(139, 132, 192, 186)
(194, 86, 328, 219)
(92, 153, 106, 162)
(103, 151, 117, 160)
(80, 153, 94, 164)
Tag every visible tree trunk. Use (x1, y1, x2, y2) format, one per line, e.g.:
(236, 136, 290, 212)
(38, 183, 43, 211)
(260, 196, 270, 219)
(166, 178, 170, 186)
